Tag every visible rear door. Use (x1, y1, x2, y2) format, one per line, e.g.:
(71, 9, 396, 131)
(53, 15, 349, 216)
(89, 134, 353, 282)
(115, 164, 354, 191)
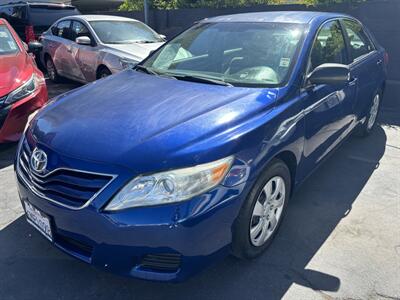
(47, 20, 74, 77)
(341, 19, 383, 121)
(299, 20, 356, 178)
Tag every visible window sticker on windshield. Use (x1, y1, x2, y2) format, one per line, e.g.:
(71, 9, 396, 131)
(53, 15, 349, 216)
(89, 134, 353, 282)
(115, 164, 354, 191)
(0, 32, 8, 38)
(279, 58, 291, 68)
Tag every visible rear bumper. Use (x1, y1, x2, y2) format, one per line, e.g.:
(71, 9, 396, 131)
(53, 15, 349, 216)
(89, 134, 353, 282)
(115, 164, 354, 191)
(0, 85, 47, 143)
(15, 165, 249, 281)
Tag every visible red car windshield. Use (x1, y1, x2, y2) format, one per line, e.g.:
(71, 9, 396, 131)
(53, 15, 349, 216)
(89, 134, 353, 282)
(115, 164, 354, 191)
(0, 25, 19, 55)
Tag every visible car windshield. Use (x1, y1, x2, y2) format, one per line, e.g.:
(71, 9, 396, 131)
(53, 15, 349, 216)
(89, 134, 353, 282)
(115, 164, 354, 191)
(90, 20, 163, 44)
(142, 22, 305, 87)
(0, 25, 19, 55)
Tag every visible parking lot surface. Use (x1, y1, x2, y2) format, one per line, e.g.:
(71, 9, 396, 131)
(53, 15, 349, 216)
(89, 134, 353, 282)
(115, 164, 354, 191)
(0, 80, 399, 300)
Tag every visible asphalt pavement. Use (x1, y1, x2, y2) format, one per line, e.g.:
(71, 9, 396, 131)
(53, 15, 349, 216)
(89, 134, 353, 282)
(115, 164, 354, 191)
(0, 79, 399, 300)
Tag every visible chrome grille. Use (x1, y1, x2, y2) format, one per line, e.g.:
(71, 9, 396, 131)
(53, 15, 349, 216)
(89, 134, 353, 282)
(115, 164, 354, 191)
(17, 139, 116, 210)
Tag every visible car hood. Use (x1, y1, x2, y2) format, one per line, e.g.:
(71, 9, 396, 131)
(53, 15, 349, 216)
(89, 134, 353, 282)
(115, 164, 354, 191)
(32, 70, 278, 172)
(104, 42, 164, 61)
(0, 52, 33, 97)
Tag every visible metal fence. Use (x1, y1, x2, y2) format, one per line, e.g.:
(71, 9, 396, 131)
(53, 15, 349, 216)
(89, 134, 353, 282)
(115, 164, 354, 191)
(96, 0, 400, 81)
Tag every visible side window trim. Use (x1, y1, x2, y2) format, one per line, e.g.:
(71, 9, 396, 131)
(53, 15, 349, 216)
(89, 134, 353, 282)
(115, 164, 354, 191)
(341, 18, 376, 65)
(303, 18, 349, 87)
(71, 20, 96, 46)
(55, 19, 72, 40)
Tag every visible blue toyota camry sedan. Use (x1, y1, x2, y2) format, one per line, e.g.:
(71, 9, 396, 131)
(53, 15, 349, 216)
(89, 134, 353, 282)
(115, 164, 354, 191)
(15, 11, 387, 281)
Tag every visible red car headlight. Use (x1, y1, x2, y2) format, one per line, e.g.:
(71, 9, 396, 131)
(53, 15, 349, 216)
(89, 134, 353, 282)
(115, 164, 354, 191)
(4, 74, 42, 105)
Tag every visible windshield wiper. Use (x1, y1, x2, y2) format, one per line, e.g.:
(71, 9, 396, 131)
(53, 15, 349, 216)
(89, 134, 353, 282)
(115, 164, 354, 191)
(135, 65, 177, 80)
(168, 74, 233, 87)
(135, 64, 159, 76)
(133, 40, 156, 44)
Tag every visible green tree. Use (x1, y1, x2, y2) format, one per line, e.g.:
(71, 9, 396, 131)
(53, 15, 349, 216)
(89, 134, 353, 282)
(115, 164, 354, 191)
(119, 0, 364, 11)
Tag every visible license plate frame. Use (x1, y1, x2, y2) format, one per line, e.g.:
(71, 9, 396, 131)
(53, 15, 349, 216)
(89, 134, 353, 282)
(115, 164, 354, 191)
(24, 201, 53, 242)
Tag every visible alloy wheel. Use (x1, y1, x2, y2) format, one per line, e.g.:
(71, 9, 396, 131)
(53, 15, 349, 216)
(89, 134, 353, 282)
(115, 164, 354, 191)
(367, 94, 380, 130)
(46, 60, 56, 81)
(250, 176, 286, 247)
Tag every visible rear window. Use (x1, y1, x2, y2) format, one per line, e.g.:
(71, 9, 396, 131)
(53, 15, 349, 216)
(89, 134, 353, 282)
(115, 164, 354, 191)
(0, 25, 19, 55)
(0, 5, 28, 23)
(28, 6, 80, 26)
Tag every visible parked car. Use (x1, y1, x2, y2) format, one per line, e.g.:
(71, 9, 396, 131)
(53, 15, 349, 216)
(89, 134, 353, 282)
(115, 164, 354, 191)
(0, 18, 47, 143)
(16, 12, 387, 281)
(0, 1, 80, 43)
(40, 15, 166, 83)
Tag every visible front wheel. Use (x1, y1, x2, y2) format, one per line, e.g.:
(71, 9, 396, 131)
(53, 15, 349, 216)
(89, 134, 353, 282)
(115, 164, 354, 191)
(232, 159, 291, 259)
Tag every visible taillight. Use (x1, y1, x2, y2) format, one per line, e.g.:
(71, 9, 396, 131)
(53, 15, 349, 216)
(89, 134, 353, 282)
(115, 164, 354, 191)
(25, 25, 36, 43)
(384, 52, 389, 66)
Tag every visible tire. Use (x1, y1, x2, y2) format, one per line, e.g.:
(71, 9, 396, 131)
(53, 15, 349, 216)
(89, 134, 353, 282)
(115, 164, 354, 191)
(232, 159, 291, 259)
(46, 57, 60, 83)
(97, 67, 112, 79)
(355, 92, 381, 137)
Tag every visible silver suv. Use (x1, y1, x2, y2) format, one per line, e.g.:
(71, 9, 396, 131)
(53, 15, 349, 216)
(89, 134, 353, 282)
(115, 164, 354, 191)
(40, 15, 165, 83)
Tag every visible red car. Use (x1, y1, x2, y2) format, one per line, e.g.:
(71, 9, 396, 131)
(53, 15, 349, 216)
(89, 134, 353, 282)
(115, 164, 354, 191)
(0, 18, 48, 143)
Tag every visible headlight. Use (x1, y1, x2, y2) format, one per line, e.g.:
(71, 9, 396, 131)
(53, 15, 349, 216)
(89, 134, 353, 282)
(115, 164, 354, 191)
(105, 156, 234, 211)
(3, 74, 41, 105)
(119, 58, 138, 69)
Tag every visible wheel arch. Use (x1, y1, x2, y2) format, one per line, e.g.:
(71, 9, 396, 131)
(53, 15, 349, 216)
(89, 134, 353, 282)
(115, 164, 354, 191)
(273, 150, 298, 196)
(96, 64, 111, 79)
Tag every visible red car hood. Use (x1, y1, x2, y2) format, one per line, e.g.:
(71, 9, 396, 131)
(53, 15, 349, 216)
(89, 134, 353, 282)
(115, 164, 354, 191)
(0, 52, 33, 98)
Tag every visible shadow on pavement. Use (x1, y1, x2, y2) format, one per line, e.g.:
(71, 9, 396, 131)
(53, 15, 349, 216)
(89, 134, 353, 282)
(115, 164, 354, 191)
(380, 81, 400, 127)
(0, 143, 17, 169)
(0, 125, 388, 300)
(46, 78, 82, 99)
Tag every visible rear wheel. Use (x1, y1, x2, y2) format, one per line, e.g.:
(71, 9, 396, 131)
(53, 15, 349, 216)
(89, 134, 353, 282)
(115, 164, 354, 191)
(46, 57, 60, 83)
(232, 159, 291, 259)
(356, 92, 381, 137)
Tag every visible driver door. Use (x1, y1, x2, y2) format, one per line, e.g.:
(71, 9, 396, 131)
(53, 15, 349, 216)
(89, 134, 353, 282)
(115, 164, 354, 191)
(299, 20, 356, 179)
(69, 21, 99, 82)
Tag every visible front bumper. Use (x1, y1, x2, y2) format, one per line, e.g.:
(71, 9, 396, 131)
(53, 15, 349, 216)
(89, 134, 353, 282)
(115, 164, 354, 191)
(15, 148, 249, 281)
(0, 84, 47, 143)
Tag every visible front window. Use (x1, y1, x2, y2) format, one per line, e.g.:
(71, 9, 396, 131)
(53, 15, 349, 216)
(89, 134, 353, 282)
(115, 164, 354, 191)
(89, 21, 163, 44)
(0, 25, 19, 55)
(142, 22, 305, 87)
(309, 20, 347, 71)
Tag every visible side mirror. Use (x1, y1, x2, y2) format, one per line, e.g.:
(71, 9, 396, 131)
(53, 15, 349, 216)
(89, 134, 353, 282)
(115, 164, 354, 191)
(159, 34, 167, 41)
(307, 63, 350, 86)
(28, 41, 43, 53)
(76, 36, 92, 46)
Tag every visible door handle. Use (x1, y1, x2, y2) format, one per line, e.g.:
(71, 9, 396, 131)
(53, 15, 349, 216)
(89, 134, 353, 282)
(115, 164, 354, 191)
(377, 59, 383, 65)
(349, 77, 358, 86)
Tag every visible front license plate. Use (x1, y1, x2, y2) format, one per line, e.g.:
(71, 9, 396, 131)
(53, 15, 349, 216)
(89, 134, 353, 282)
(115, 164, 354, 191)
(24, 201, 53, 242)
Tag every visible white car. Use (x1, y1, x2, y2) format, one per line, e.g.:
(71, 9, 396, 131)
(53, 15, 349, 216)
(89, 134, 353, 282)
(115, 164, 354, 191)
(40, 15, 165, 83)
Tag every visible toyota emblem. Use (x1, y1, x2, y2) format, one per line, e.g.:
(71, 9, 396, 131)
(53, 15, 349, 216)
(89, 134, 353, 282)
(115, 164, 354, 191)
(30, 148, 48, 174)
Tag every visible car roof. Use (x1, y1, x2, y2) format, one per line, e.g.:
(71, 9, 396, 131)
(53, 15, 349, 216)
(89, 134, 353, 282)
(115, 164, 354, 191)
(70, 15, 140, 22)
(202, 11, 350, 24)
